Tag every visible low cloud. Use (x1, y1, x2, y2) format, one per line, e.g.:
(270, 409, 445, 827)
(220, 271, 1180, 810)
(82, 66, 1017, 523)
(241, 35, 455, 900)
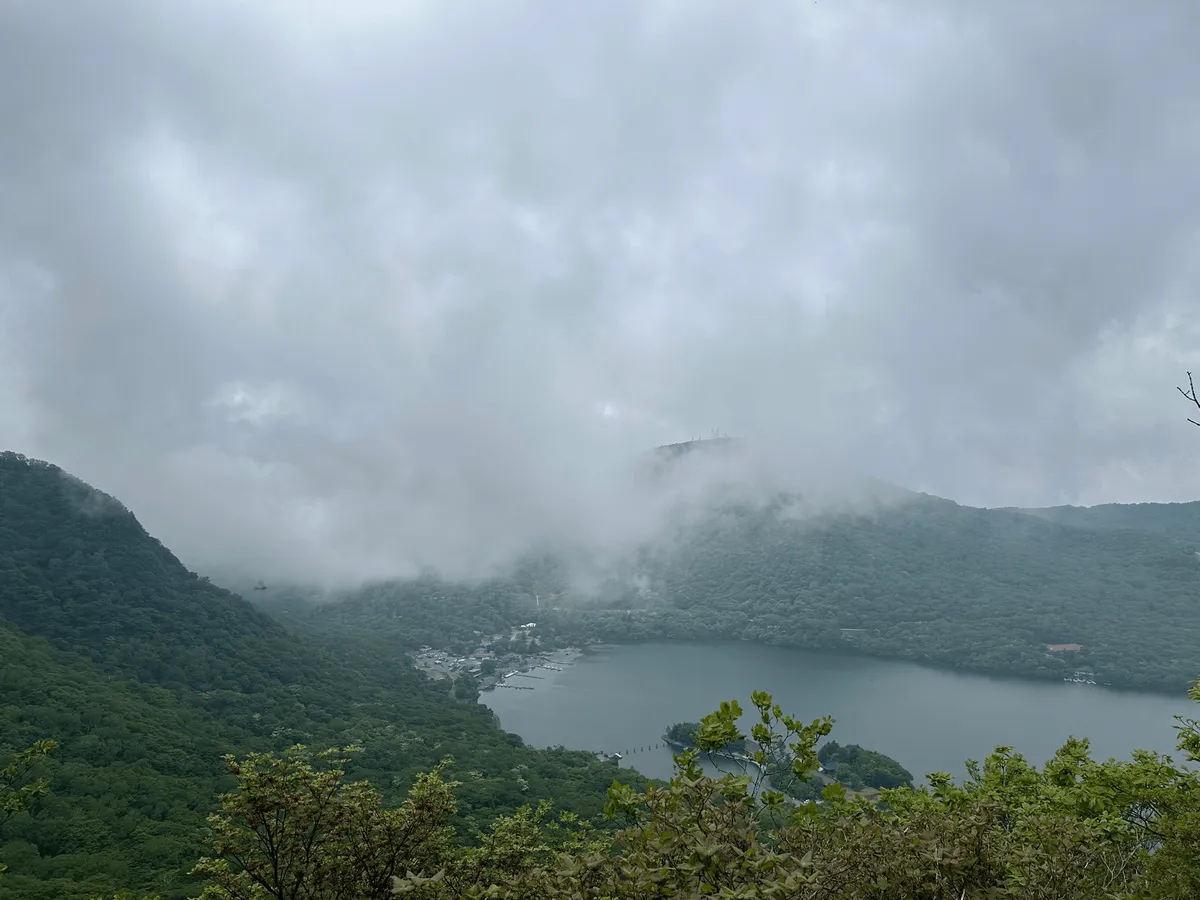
(2, 0, 1199, 585)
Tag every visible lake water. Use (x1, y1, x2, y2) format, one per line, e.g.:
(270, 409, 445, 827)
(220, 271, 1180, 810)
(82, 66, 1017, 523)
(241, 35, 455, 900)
(485, 642, 1196, 784)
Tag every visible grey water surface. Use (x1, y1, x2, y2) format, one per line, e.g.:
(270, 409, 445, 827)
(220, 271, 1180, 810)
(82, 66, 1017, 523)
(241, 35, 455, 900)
(484, 642, 1194, 783)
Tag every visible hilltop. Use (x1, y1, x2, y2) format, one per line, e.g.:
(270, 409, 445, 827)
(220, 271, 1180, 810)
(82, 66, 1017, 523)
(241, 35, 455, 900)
(652, 436, 743, 460)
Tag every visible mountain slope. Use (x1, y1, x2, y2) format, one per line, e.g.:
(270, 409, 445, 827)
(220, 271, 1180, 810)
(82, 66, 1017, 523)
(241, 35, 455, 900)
(0, 452, 638, 899)
(621, 493, 1200, 691)
(293, 485, 1200, 693)
(0, 624, 240, 900)
(1016, 500, 1200, 548)
(0, 452, 301, 694)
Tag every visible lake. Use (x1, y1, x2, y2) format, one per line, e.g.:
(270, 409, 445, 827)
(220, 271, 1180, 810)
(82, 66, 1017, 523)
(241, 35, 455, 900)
(484, 642, 1196, 784)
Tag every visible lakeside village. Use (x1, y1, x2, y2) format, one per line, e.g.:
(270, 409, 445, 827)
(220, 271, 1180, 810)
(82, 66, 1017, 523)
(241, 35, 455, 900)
(410, 625, 641, 766)
(410, 621, 584, 694)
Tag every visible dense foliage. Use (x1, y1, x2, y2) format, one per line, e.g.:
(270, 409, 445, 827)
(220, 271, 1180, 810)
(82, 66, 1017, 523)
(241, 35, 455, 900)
(816, 740, 914, 790)
(532, 491, 1200, 693)
(259, 576, 540, 656)
(1020, 499, 1200, 547)
(0, 738, 55, 877)
(0, 453, 639, 899)
(193, 689, 1200, 899)
(664, 722, 745, 754)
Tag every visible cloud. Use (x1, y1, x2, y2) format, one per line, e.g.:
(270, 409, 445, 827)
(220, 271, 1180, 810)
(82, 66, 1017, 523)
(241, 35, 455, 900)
(1, 0, 1199, 584)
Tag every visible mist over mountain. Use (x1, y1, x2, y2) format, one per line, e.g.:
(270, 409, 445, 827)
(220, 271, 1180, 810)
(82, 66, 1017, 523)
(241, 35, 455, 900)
(6, 1, 1200, 595)
(7, 1, 1200, 896)
(1014, 500, 1200, 547)
(202, 436, 927, 598)
(194, 436, 1200, 694)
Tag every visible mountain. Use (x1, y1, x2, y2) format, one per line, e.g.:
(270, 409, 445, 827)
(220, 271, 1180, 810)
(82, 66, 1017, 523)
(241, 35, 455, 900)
(628, 492, 1200, 691)
(302, 479, 1200, 693)
(1015, 500, 1200, 548)
(650, 436, 743, 462)
(0, 452, 636, 899)
(0, 623, 248, 900)
(0, 452, 304, 695)
(8, 446, 1197, 895)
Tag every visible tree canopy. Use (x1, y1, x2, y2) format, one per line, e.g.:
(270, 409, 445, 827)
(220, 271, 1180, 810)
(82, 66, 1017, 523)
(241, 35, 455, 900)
(193, 689, 1200, 899)
(0, 452, 640, 899)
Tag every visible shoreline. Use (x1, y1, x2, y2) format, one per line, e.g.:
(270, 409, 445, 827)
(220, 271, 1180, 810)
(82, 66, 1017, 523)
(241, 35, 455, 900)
(483, 645, 586, 691)
(475, 638, 1193, 703)
(581, 637, 1193, 700)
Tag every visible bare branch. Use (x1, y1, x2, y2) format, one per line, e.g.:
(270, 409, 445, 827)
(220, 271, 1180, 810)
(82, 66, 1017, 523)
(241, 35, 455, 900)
(1176, 371, 1200, 426)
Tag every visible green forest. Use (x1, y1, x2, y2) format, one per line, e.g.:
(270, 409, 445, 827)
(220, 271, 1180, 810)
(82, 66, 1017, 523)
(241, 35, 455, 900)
(607, 490, 1200, 693)
(6, 449, 1200, 897)
(275, 479, 1200, 693)
(0, 453, 640, 899)
(663, 722, 746, 754)
(816, 741, 914, 791)
(662, 722, 912, 804)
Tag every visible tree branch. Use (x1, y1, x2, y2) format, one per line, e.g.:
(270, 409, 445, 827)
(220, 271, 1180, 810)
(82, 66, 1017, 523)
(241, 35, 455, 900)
(1176, 371, 1200, 426)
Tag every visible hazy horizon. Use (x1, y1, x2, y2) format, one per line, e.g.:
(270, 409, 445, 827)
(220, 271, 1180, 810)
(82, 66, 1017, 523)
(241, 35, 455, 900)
(6, 439, 1196, 595)
(3, 1, 1199, 584)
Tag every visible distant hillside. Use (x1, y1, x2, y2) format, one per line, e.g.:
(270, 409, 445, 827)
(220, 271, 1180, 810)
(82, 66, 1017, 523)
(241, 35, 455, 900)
(592, 492, 1200, 692)
(634, 437, 746, 485)
(0, 622, 246, 899)
(1015, 500, 1200, 548)
(638, 439, 919, 510)
(305, 482, 1200, 694)
(652, 437, 743, 460)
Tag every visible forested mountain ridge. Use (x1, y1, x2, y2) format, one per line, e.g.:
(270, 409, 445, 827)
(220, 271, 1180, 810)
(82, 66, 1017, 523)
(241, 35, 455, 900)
(0, 452, 639, 899)
(0, 451, 296, 694)
(294, 474, 1200, 693)
(1016, 499, 1200, 547)
(589, 491, 1200, 691)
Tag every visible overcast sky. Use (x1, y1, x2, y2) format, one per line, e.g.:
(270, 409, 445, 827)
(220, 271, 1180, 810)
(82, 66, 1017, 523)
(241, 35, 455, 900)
(2, 0, 1199, 584)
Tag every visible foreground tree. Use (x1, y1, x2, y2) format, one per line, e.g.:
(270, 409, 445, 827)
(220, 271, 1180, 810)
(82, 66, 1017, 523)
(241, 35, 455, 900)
(191, 687, 1200, 899)
(0, 738, 55, 876)
(193, 746, 459, 900)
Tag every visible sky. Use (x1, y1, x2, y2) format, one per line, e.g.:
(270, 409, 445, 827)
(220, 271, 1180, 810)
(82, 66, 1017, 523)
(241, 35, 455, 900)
(2, 0, 1200, 584)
